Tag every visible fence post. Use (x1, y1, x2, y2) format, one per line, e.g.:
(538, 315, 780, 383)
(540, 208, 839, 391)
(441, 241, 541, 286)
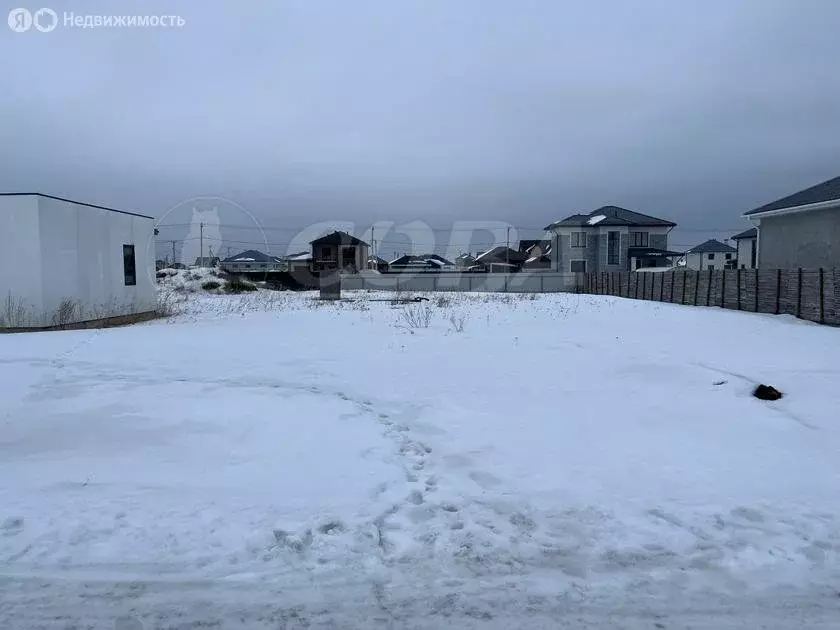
(635, 272, 639, 299)
(681, 271, 687, 304)
(721, 270, 726, 308)
(819, 268, 825, 324)
(659, 273, 665, 301)
(694, 270, 700, 305)
(540, 273, 544, 293)
(775, 269, 781, 314)
(468, 275, 473, 292)
(504, 274, 509, 293)
(754, 269, 759, 312)
(706, 268, 713, 306)
(433, 273, 439, 292)
(736, 269, 741, 310)
(797, 267, 803, 319)
(669, 272, 674, 302)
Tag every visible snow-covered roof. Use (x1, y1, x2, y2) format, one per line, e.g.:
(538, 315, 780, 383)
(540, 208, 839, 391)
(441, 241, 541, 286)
(587, 214, 607, 225)
(286, 252, 313, 261)
(233, 258, 255, 262)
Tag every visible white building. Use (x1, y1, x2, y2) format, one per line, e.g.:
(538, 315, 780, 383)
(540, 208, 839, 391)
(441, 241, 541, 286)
(731, 227, 757, 269)
(682, 239, 737, 271)
(0, 193, 156, 329)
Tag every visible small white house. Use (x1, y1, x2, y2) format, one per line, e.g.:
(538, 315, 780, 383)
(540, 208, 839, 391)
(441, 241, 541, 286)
(682, 239, 737, 271)
(731, 227, 757, 269)
(0, 193, 156, 329)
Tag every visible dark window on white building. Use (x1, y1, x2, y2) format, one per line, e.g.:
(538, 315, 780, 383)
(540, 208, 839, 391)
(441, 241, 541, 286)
(631, 232, 649, 247)
(570, 260, 587, 273)
(571, 232, 587, 248)
(123, 245, 136, 286)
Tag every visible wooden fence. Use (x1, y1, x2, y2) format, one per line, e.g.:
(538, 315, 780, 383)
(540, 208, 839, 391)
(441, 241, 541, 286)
(583, 269, 840, 326)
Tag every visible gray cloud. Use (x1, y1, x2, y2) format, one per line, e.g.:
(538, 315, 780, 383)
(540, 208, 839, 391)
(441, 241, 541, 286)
(3, 0, 840, 257)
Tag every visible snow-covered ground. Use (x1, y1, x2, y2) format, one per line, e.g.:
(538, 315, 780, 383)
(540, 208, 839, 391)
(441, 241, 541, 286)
(2, 286, 840, 629)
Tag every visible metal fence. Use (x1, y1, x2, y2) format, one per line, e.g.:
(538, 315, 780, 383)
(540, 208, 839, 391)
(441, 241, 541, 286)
(340, 272, 581, 293)
(583, 269, 840, 326)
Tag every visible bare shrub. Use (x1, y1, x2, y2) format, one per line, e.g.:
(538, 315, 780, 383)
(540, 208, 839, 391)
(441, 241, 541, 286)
(1, 294, 31, 328)
(51, 297, 80, 328)
(400, 304, 432, 328)
(448, 312, 467, 333)
(157, 289, 187, 317)
(224, 277, 258, 294)
(201, 280, 222, 291)
(435, 295, 452, 308)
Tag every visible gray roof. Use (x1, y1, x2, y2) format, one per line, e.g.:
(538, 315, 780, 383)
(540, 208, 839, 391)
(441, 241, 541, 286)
(310, 230, 369, 246)
(222, 249, 280, 263)
(389, 254, 454, 266)
(0, 192, 153, 219)
(474, 246, 529, 264)
(686, 239, 736, 254)
(745, 175, 840, 216)
(731, 227, 757, 240)
(544, 205, 676, 229)
(518, 239, 551, 252)
(285, 251, 312, 261)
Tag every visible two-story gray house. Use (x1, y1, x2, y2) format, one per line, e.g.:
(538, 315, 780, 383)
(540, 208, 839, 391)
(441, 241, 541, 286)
(544, 206, 679, 273)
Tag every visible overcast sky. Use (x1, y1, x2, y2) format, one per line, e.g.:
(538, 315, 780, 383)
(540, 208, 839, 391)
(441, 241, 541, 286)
(2, 0, 840, 257)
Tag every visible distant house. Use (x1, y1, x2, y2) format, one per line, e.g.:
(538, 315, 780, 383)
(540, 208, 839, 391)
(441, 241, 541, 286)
(285, 251, 313, 273)
(519, 240, 552, 269)
(682, 239, 737, 271)
(744, 174, 840, 269)
(544, 206, 679, 273)
(367, 255, 389, 272)
(194, 256, 220, 268)
(220, 249, 285, 273)
(455, 253, 477, 268)
(731, 228, 757, 269)
(310, 231, 369, 273)
(388, 254, 454, 272)
(469, 246, 529, 272)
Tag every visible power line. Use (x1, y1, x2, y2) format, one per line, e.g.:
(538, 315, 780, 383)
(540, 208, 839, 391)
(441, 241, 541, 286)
(154, 222, 751, 234)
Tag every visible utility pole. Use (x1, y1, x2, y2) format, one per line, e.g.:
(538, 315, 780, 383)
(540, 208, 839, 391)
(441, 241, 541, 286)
(370, 225, 374, 269)
(199, 222, 204, 267)
(169, 240, 176, 267)
(506, 227, 510, 268)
